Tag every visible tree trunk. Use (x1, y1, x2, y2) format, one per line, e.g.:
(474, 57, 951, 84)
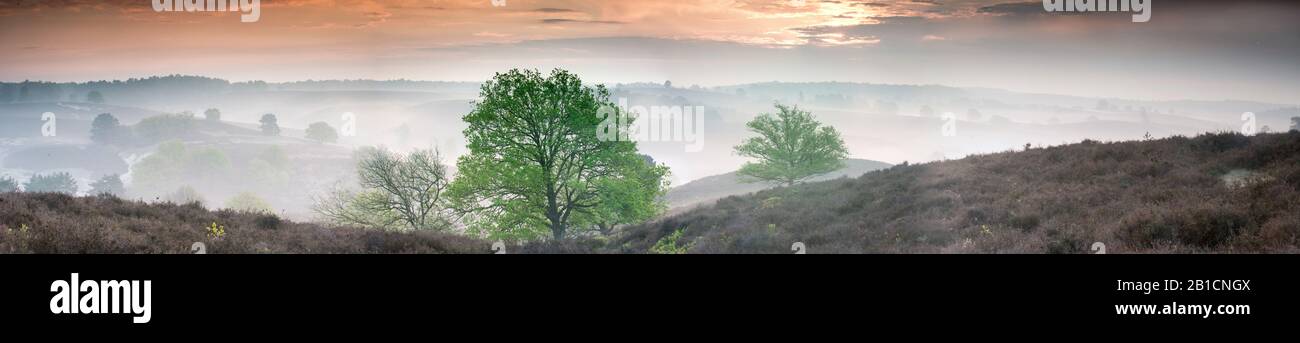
(550, 219, 566, 240)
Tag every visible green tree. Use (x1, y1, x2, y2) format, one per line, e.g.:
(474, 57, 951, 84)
(248, 145, 291, 188)
(0, 175, 18, 192)
(734, 103, 848, 187)
(85, 91, 105, 104)
(166, 186, 205, 206)
(583, 155, 670, 235)
(225, 192, 273, 213)
(130, 141, 230, 197)
(89, 174, 124, 196)
(260, 114, 281, 136)
(90, 113, 124, 145)
(24, 172, 78, 194)
(314, 147, 455, 231)
(258, 114, 279, 137)
(204, 108, 221, 122)
(135, 113, 196, 142)
(185, 147, 231, 180)
(448, 68, 655, 240)
(305, 122, 339, 143)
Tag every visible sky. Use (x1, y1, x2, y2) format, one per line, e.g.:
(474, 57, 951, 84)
(1, 0, 1297, 103)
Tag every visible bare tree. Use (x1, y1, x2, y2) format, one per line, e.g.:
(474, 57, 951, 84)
(315, 147, 456, 231)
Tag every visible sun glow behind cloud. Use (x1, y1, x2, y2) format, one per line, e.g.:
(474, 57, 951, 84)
(0, 0, 1296, 103)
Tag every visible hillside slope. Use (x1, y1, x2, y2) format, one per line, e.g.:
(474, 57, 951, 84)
(0, 193, 490, 254)
(666, 159, 892, 211)
(616, 132, 1300, 254)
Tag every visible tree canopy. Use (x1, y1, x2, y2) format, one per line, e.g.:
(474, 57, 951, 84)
(24, 172, 78, 194)
(734, 103, 848, 186)
(204, 108, 221, 122)
(305, 122, 339, 143)
(260, 113, 281, 136)
(448, 68, 665, 240)
(90, 113, 125, 145)
(89, 174, 124, 196)
(85, 90, 104, 104)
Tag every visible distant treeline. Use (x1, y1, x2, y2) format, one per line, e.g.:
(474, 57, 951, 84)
(0, 75, 481, 104)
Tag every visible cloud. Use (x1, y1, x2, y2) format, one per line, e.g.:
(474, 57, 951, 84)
(532, 8, 579, 13)
(540, 18, 624, 25)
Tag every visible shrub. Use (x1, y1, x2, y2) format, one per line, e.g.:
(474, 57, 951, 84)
(0, 176, 18, 192)
(135, 113, 196, 143)
(255, 214, 282, 230)
(0, 192, 489, 254)
(225, 192, 273, 214)
(166, 186, 205, 206)
(305, 122, 339, 143)
(24, 172, 78, 194)
(650, 228, 692, 254)
(89, 174, 125, 196)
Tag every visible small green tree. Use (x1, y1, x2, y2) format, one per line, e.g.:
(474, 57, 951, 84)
(260, 114, 281, 136)
(204, 108, 221, 122)
(305, 122, 339, 143)
(24, 172, 78, 194)
(166, 186, 205, 206)
(90, 113, 124, 145)
(89, 174, 124, 196)
(86, 90, 104, 104)
(734, 103, 848, 187)
(135, 113, 196, 142)
(0, 175, 18, 192)
(226, 192, 273, 213)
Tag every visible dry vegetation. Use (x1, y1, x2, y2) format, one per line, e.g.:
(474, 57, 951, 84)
(614, 131, 1300, 253)
(0, 193, 489, 254)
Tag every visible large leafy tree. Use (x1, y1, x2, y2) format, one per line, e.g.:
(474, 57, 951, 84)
(734, 103, 848, 187)
(449, 68, 660, 240)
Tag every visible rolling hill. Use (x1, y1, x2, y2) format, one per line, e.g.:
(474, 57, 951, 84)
(5, 132, 1298, 254)
(665, 158, 892, 211)
(615, 131, 1300, 254)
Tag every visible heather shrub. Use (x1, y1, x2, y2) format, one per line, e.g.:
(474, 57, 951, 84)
(619, 132, 1300, 253)
(0, 192, 488, 254)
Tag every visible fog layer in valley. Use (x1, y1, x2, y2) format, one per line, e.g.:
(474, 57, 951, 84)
(1, 77, 1295, 222)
